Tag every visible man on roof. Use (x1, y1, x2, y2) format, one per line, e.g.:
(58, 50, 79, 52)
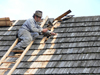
(13, 10, 56, 50)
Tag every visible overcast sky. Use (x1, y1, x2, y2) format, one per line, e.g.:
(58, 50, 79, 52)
(0, 0, 100, 20)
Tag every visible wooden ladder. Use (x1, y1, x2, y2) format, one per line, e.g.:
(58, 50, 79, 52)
(0, 16, 48, 75)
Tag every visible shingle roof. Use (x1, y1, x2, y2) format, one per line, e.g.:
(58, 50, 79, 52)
(0, 16, 100, 75)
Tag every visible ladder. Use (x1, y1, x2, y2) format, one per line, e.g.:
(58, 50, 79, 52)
(0, 16, 48, 75)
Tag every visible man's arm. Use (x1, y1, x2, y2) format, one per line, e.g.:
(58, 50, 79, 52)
(29, 19, 43, 33)
(30, 18, 56, 35)
(42, 28, 56, 36)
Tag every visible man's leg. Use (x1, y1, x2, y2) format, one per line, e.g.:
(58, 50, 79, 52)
(13, 29, 33, 50)
(31, 32, 39, 40)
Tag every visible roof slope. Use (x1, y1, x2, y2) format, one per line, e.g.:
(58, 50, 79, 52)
(0, 16, 100, 75)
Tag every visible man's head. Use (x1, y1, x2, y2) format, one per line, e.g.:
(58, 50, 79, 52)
(33, 10, 42, 22)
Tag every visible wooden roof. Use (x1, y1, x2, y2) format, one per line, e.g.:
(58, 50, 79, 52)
(0, 16, 100, 75)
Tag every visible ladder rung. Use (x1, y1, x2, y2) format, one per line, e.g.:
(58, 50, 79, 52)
(15, 54, 21, 56)
(7, 56, 19, 58)
(2, 62, 15, 63)
(0, 68, 11, 70)
(12, 50, 24, 52)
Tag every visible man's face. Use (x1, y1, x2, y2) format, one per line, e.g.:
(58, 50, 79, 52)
(35, 16, 41, 22)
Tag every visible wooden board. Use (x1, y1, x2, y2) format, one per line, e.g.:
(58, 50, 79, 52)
(11, 50, 24, 52)
(54, 10, 71, 21)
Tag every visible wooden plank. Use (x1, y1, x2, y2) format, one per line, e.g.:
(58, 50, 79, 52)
(0, 68, 11, 70)
(40, 37, 47, 43)
(15, 54, 21, 56)
(7, 56, 19, 58)
(7, 16, 49, 75)
(8, 20, 19, 31)
(2, 62, 15, 63)
(51, 36, 57, 43)
(11, 50, 24, 52)
(53, 22, 61, 28)
(54, 10, 71, 21)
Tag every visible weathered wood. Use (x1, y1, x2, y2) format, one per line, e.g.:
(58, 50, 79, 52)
(8, 20, 19, 31)
(15, 54, 22, 56)
(7, 56, 19, 58)
(54, 10, 71, 21)
(11, 50, 24, 52)
(53, 22, 61, 28)
(0, 58, 12, 74)
(0, 68, 11, 70)
(7, 16, 49, 75)
(2, 62, 15, 63)
(0, 38, 18, 65)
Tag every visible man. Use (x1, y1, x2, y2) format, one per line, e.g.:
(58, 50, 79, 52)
(13, 10, 56, 50)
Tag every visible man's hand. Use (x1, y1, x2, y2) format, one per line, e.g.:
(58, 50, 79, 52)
(42, 28, 48, 33)
(42, 28, 56, 36)
(51, 32, 56, 35)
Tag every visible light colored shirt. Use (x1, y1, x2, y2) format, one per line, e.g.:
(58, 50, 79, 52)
(21, 17, 43, 33)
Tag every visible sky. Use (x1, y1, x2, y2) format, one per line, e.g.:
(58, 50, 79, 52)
(0, 0, 100, 20)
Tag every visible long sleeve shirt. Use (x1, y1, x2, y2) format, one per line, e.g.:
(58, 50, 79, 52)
(21, 17, 43, 33)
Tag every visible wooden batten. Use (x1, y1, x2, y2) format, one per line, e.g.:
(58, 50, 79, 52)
(0, 68, 11, 70)
(11, 50, 24, 52)
(7, 56, 19, 58)
(2, 62, 15, 64)
(8, 20, 19, 31)
(54, 10, 71, 21)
